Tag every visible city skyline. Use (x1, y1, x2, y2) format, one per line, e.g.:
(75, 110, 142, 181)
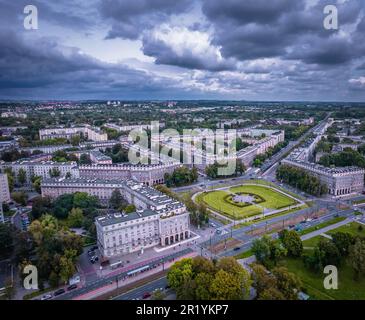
(1, 0, 365, 101)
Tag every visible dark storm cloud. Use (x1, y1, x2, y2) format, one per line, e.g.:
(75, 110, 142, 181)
(203, 0, 301, 25)
(0, 29, 187, 99)
(0, 0, 90, 31)
(100, 0, 194, 40)
(141, 32, 235, 72)
(202, 0, 365, 66)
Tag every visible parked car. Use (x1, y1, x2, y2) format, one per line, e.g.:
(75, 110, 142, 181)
(233, 247, 241, 251)
(142, 292, 151, 299)
(41, 294, 52, 300)
(54, 288, 65, 296)
(91, 246, 98, 251)
(67, 284, 78, 291)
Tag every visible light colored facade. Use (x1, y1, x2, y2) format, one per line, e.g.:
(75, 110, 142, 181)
(89, 150, 113, 164)
(282, 158, 364, 197)
(1, 112, 27, 119)
(0, 160, 79, 184)
(39, 125, 107, 141)
(0, 173, 10, 224)
(282, 118, 364, 197)
(79, 163, 179, 185)
(0, 173, 10, 203)
(41, 177, 191, 257)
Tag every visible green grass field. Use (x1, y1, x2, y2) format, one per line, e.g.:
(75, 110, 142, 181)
(326, 222, 365, 237)
(198, 184, 298, 220)
(280, 256, 365, 300)
(279, 221, 365, 300)
(302, 235, 324, 248)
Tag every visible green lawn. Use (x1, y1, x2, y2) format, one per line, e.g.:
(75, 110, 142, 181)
(200, 190, 263, 219)
(279, 257, 365, 300)
(298, 216, 346, 236)
(326, 222, 365, 237)
(198, 184, 298, 220)
(302, 235, 324, 248)
(235, 249, 253, 259)
(229, 185, 297, 209)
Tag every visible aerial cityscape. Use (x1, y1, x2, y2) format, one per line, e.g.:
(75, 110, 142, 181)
(1, 0, 365, 309)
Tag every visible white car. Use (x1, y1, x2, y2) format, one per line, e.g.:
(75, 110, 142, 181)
(41, 294, 52, 300)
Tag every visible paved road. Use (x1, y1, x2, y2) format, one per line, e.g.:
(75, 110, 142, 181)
(113, 277, 168, 300)
(53, 248, 193, 300)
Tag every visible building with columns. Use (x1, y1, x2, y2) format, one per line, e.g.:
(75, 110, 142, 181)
(41, 177, 191, 258)
(282, 158, 365, 197)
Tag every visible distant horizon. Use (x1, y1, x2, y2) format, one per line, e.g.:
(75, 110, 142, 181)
(0, 99, 365, 104)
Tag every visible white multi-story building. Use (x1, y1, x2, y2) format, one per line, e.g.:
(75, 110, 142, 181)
(1, 112, 27, 119)
(0, 160, 79, 184)
(282, 158, 365, 197)
(281, 118, 364, 197)
(39, 125, 107, 142)
(0, 173, 10, 224)
(41, 177, 191, 257)
(0, 173, 10, 203)
(89, 150, 113, 164)
(79, 163, 179, 186)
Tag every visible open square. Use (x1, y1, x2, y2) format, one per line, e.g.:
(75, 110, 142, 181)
(196, 184, 299, 220)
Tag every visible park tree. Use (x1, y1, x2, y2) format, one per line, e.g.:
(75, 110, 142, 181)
(251, 236, 272, 267)
(59, 249, 78, 284)
(349, 238, 365, 280)
(31, 196, 52, 220)
(29, 214, 83, 286)
(31, 175, 42, 193)
(49, 167, 61, 178)
(70, 135, 81, 146)
(68, 208, 84, 228)
(317, 238, 342, 267)
(124, 204, 136, 213)
(251, 263, 277, 297)
(4, 167, 14, 192)
(167, 258, 193, 294)
(210, 269, 248, 300)
(109, 189, 127, 209)
(332, 232, 355, 256)
(53, 194, 74, 219)
(192, 255, 216, 275)
(252, 236, 286, 267)
(13, 231, 33, 263)
(11, 191, 28, 206)
(0, 223, 13, 258)
(17, 168, 27, 185)
(79, 153, 92, 165)
(279, 229, 303, 257)
(73, 192, 99, 217)
(194, 272, 213, 300)
(272, 267, 302, 300)
(259, 287, 286, 300)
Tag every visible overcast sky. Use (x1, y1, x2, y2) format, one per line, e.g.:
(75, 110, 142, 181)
(0, 0, 365, 101)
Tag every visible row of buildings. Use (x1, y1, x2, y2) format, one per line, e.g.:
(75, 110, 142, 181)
(0, 159, 180, 186)
(39, 125, 108, 142)
(41, 178, 191, 258)
(281, 118, 364, 197)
